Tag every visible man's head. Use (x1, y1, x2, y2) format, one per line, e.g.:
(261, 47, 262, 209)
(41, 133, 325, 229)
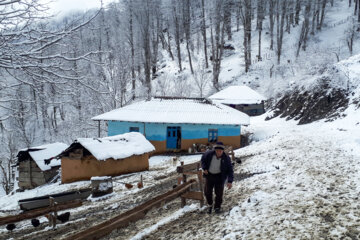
(214, 142, 225, 157)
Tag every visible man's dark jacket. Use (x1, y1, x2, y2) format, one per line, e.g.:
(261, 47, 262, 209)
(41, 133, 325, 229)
(201, 150, 234, 184)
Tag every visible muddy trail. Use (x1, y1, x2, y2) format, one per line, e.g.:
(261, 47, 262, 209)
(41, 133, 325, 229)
(100, 136, 360, 240)
(3, 164, 256, 240)
(103, 167, 260, 240)
(1, 172, 180, 240)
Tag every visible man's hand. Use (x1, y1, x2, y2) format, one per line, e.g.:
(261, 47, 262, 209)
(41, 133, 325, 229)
(227, 183, 232, 189)
(203, 170, 208, 175)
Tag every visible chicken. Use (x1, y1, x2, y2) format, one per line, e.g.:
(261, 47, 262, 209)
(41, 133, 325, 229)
(125, 183, 133, 189)
(31, 218, 40, 227)
(57, 212, 70, 223)
(6, 223, 16, 231)
(137, 175, 143, 188)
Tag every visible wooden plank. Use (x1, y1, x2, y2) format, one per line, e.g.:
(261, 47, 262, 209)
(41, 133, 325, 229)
(18, 176, 46, 185)
(0, 200, 82, 225)
(66, 180, 197, 240)
(197, 171, 204, 207)
(181, 191, 204, 201)
(18, 167, 43, 173)
(176, 161, 200, 173)
(19, 172, 45, 179)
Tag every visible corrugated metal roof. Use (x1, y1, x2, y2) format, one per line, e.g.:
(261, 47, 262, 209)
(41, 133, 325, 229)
(92, 97, 250, 125)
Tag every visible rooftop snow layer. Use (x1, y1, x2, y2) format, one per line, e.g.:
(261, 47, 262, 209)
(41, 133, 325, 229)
(208, 85, 266, 104)
(27, 142, 68, 171)
(76, 132, 155, 161)
(92, 98, 250, 125)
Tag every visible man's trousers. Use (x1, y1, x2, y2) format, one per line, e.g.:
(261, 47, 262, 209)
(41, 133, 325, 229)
(204, 173, 224, 209)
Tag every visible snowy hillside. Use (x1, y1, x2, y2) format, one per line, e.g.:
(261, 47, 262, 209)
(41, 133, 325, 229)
(1, 0, 360, 239)
(1, 109, 359, 239)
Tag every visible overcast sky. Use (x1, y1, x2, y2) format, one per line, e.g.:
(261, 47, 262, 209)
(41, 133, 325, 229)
(46, 0, 115, 18)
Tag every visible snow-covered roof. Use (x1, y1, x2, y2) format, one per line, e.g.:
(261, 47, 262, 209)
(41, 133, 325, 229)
(92, 98, 250, 125)
(22, 143, 68, 171)
(75, 132, 155, 161)
(208, 86, 266, 105)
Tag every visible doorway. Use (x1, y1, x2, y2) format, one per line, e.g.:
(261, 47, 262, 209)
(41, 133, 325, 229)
(166, 126, 181, 149)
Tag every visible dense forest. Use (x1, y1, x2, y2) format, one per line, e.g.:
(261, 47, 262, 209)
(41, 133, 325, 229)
(0, 0, 359, 194)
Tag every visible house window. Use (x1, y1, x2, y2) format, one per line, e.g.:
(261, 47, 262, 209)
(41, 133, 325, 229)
(208, 129, 218, 142)
(129, 127, 139, 132)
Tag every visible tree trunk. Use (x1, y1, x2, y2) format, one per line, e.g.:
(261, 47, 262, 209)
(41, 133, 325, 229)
(241, 0, 252, 72)
(224, 0, 232, 40)
(311, 0, 318, 35)
(210, 0, 225, 90)
(183, 0, 194, 74)
(166, 20, 175, 60)
(236, 1, 240, 32)
(296, 0, 311, 56)
(318, 0, 327, 31)
(357, 0, 360, 31)
(129, 2, 136, 100)
(276, 0, 287, 64)
(173, 6, 182, 72)
(295, 0, 301, 25)
(269, 0, 275, 50)
(257, 0, 265, 61)
(201, 0, 209, 68)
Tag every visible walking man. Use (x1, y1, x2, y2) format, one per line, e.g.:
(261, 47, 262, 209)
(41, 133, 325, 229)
(201, 142, 233, 214)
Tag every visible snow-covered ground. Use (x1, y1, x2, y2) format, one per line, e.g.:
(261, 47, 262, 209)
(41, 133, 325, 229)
(1, 1, 360, 239)
(223, 111, 360, 239)
(0, 154, 200, 213)
(1, 109, 359, 239)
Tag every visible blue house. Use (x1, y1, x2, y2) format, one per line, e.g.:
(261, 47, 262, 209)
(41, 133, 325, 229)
(92, 97, 250, 153)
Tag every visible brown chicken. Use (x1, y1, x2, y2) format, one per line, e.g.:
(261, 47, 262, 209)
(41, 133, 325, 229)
(125, 183, 133, 189)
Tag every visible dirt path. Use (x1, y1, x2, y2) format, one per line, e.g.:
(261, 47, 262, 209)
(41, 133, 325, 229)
(3, 133, 360, 240)
(1, 173, 179, 240)
(104, 134, 360, 240)
(105, 167, 254, 240)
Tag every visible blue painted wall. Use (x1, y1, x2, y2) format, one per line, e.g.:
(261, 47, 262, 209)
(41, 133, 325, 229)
(108, 121, 241, 141)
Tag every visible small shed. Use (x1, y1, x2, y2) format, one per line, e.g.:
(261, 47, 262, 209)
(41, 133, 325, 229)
(209, 86, 266, 116)
(17, 142, 68, 190)
(92, 97, 250, 153)
(60, 132, 155, 184)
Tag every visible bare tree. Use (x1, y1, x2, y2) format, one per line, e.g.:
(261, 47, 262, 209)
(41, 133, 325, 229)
(127, 0, 137, 100)
(356, 0, 360, 31)
(209, 0, 226, 89)
(276, 0, 287, 64)
(193, 63, 209, 97)
(296, 0, 312, 57)
(224, 0, 233, 40)
(0, 132, 17, 194)
(133, 0, 156, 99)
(201, 0, 209, 68)
(295, 0, 301, 25)
(183, 0, 194, 74)
(239, 0, 252, 72)
(318, 0, 328, 31)
(346, 19, 357, 55)
(269, 0, 276, 50)
(311, 0, 319, 35)
(172, 1, 183, 72)
(0, 0, 100, 121)
(257, 0, 266, 61)
(286, 0, 294, 33)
